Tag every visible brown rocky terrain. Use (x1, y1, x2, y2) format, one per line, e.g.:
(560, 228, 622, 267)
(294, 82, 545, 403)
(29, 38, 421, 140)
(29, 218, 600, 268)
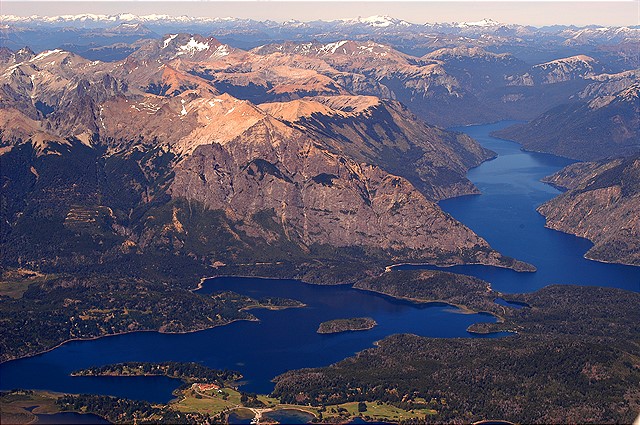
(260, 95, 494, 200)
(248, 41, 597, 126)
(538, 154, 640, 265)
(0, 43, 532, 286)
(129, 33, 239, 62)
(168, 115, 509, 267)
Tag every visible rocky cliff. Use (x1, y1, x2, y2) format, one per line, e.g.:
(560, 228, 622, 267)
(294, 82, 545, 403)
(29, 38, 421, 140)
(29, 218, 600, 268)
(260, 95, 494, 200)
(169, 115, 513, 267)
(538, 154, 640, 265)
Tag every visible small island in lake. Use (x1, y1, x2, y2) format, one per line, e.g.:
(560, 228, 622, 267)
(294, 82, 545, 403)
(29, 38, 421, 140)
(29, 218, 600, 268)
(317, 317, 377, 334)
(72, 361, 241, 384)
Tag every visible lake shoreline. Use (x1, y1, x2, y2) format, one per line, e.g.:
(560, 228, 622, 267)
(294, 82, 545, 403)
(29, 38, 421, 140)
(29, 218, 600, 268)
(352, 284, 505, 322)
(0, 317, 257, 365)
(3, 121, 638, 409)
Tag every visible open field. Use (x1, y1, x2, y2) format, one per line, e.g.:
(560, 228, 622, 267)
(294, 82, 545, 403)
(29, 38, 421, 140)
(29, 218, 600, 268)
(0, 269, 56, 299)
(172, 387, 433, 422)
(0, 390, 62, 424)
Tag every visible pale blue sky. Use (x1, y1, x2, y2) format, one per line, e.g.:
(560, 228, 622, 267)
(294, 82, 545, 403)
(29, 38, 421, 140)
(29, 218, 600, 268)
(2, 1, 638, 27)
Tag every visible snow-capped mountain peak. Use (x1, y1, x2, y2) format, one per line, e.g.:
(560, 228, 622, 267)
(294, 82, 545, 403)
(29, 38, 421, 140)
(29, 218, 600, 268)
(457, 18, 501, 28)
(341, 15, 411, 28)
(177, 37, 210, 54)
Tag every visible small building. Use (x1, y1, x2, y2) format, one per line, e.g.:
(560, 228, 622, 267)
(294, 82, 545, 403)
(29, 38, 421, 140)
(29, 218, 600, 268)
(195, 383, 221, 392)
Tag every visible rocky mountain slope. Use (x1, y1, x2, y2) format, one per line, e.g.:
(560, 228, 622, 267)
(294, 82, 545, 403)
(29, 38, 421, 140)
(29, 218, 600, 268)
(246, 41, 612, 126)
(168, 116, 498, 265)
(5, 24, 635, 127)
(260, 95, 494, 200)
(524, 55, 602, 84)
(538, 154, 640, 265)
(494, 80, 639, 160)
(4, 30, 635, 278)
(0, 44, 531, 287)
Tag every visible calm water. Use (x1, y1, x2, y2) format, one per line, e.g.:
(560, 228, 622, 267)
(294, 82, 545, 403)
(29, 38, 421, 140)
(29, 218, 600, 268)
(229, 408, 315, 425)
(399, 121, 640, 294)
(227, 409, 255, 424)
(262, 409, 315, 424)
(0, 277, 506, 402)
(1, 121, 638, 407)
(34, 412, 110, 424)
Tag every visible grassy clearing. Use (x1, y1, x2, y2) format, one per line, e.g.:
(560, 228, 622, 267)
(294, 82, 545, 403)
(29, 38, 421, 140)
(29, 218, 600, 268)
(0, 269, 55, 299)
(173, 388, 433, 423)
(2, 388, 433, 424)
(321, 401, 436, 422)
(256, 394, 281, 407)
(172, 387, 243, 415)
(0, 390, 62, 424)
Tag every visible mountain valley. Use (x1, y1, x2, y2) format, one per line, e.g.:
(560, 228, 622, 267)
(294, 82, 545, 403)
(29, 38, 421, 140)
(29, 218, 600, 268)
(1, 11, 639, 425)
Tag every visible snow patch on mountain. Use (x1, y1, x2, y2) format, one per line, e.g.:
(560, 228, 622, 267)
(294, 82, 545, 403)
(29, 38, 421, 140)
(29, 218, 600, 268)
(539, 55, 596, 66)
(163, 34, 178, 49)
(178, 37, 210, 54)
(212, 45, 230, 57)
(320, 40, 348, 54)
(340, 15, 411, 28)
(457, 18, 501, 28)
(32, 49, 63, 61)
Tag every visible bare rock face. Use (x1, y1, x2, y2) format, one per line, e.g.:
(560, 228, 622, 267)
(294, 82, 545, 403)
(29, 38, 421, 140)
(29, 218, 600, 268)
(539, 155, 640, 265)
(528, 55, 601, 84)
(0, 49, 128, 145)
(170, 118, 510, 267)
(129, 34, 235, 62)
(261, 95, 494, 200)
(248, 41, 581, 127)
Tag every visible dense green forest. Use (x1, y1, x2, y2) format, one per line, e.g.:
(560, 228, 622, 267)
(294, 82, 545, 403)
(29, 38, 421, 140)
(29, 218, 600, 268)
(273, 285, 640, 423)
(0, 273, 303, 362)
(317, 317, 378, 334)
(72, 362, 241, 384)
(354, 269, 506, 316)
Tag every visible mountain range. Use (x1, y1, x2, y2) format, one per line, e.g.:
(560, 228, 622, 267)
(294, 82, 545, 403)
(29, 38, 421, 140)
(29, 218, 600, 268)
(3, 14, 638, 66)
(2, 22, 639, 277)
(1, 15, 639, 424)
(494, 77, 639, 160)
(1, 40, 535, 287)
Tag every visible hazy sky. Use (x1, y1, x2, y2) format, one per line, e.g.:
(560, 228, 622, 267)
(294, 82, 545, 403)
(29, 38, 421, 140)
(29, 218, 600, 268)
(2, 1, 638, 27)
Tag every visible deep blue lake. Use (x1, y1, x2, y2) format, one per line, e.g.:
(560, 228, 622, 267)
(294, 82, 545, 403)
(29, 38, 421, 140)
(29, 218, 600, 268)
(406, 121, 639, 293)
(0, 277, 504, 402)
(1, 121, 638, 407)
(34, 412, 110, 424)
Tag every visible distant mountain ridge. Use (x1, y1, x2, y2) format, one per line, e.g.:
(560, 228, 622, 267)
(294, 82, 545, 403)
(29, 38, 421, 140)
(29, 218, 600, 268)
(4, 13, 637, 33)
(494, 78, 640, 160)
(3, 14, 638, 60)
